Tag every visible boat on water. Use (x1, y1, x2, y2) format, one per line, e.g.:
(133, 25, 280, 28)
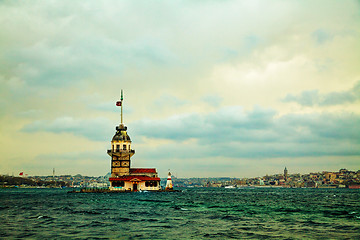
(224, 185, 236, 189)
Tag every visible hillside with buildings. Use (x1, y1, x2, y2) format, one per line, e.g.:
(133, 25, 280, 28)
(1, 168, 359, 189)
(172, 168, 360, 188)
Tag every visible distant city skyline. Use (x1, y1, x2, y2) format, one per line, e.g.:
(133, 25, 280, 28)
(0, 1, 359, 178)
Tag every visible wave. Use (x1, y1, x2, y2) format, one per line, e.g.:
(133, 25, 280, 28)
(138, 199, 172, 203)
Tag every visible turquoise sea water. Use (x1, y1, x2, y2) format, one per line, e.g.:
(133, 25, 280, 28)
(1, 187, 359, 239)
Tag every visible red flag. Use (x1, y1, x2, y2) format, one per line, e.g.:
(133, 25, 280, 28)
(116, 101, 122, 106)
(19, 172, 23, 176)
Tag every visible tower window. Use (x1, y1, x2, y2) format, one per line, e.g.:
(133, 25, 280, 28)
(123, 144, 126, 150)
(145, 181, 158, 187)
(116, 145, 120, 152)
(112, 181, 125, 187)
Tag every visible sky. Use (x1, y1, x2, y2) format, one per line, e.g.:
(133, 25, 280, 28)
(0, 0, 359, 178)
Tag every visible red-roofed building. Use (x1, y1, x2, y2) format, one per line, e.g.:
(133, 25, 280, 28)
(107, 92, 161, 191)
(130, 168, 157, 174)
(109, 176, 161, 182)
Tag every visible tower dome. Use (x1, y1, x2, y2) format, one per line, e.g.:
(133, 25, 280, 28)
(112, 124, 131, 142)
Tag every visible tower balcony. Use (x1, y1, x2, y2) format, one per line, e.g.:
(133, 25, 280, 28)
(107, 149, 135, 157)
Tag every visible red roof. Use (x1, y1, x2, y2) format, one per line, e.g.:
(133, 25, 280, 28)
(109, 175, 160, 182)
(130, 168, 157, 173)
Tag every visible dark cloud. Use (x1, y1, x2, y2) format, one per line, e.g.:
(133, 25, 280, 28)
(132, 106, 277, 143)
(282, 81, 360, 106)
(22, 116, 114, 141)
(312, 29, 333, 44)
(2, 1, 360, 176)
(5, 37, 176, 88)
(23, 150, 109, 176)
(282, 90, 319, 106)
(35, 151, 105, 162)
(131, 106, 360, 159)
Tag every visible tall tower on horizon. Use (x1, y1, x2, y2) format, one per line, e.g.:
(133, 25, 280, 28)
(108, 90, 135, 177)
(284, 167, 288, 181)
(107, 90, 161, 191)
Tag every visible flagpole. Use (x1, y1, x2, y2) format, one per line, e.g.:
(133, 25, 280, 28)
(121, 89, 123, 125)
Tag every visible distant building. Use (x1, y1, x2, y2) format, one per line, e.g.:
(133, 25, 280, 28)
(108, 91, 161, 191)
(324, 172, 337, 183)
(284, 167, 288, 181)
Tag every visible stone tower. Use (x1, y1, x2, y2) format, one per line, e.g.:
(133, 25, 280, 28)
(284, 166, 288, 181)
(108, 90, 161, 191)
(107, 90, 135, 177)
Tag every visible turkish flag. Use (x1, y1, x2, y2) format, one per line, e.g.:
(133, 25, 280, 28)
(116, 101, 122, 106)
(19, 172, 23, 176)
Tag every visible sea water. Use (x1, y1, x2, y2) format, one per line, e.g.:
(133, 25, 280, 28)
(1, 187, 359, 239)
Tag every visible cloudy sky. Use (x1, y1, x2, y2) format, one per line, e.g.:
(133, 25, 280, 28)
(1, 1, 359, 178)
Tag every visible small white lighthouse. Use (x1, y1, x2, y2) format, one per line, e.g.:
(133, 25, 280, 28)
(165, 172, 173, 190)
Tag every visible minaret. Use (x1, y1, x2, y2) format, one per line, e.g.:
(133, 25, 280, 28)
(165, 171, 173, 190)
(284, 167, 288, 181)
(108, 90, 135, 177)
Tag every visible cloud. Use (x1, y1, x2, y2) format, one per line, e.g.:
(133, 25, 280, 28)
(5, 38, 175, 88)
(131, 106, 360, 159)
(312, 29, 333, 44)
(282, 90, 321, 106)
(1, 1, 360, 176)
(22, 150, 109, 176)
(202, 95, 223, 107)
(153, 94, 188, 109)
(22, 116, 113, 141)
(282, 81, 360, 106)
